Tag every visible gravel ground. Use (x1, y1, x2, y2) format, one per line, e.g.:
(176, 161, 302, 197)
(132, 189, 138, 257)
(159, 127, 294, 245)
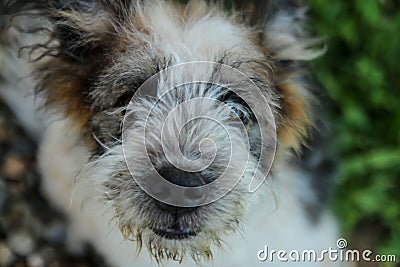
(0, 99, 109, 267)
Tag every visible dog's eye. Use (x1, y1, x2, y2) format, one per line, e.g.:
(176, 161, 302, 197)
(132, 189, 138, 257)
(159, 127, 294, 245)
(116, 92, 134, 107)
(228, 104, 250, 124)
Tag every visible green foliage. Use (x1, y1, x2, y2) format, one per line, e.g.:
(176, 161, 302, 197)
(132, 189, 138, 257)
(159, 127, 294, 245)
(308, 0, 400, 259)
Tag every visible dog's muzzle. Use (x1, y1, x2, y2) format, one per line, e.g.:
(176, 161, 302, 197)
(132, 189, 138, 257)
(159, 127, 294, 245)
(151, 166, 214, 239)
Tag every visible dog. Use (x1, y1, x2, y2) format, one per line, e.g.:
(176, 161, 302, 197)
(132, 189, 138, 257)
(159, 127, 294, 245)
(1, 0, 341, 266)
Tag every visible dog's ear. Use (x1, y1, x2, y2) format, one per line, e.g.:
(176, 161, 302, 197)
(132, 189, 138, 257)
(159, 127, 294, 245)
(3, 0, 133, 63)
(251, 0, 324, 152)
(2, 0, 134, 137)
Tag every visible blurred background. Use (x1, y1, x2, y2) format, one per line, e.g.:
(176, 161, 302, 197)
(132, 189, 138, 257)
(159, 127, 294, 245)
(309, 0, 400, 265)
(0, 0, 399, 266)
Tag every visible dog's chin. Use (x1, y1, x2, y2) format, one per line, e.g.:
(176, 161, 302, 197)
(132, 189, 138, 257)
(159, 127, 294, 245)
(121, 225, 213, 264)
(149, 212, 202, 243)
(112, 187, 246, 263)
(117, 209, 226, 263)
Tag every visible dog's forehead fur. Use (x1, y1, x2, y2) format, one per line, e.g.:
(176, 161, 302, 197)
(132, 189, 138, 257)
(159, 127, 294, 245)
(91, 1, 267, 109)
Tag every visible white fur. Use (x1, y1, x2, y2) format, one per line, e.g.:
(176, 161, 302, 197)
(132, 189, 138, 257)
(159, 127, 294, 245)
(38, 117, 340, 267)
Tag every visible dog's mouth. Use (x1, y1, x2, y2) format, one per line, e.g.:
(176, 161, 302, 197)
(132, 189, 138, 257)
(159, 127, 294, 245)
(152, 226, 198, 240)
(148, 199, 203, 240)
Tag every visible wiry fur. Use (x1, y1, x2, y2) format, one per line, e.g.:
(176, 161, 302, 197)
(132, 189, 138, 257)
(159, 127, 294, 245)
(0, 1, 338, 266)
(1, 0, 321, 148)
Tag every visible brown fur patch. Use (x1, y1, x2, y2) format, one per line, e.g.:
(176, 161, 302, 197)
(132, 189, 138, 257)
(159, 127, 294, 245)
(276, 80, 312, 152)
(35, 58, 96, 148)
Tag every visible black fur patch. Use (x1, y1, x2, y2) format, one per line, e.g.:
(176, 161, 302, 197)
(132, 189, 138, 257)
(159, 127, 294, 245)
(295, 126, 337, 223)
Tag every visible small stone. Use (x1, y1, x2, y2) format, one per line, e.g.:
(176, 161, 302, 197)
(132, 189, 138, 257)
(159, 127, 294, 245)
(27, 253, 45, 267)
(7, 230, 36, 256)
(0, 242, 16, 266)
(39, 246, 56, 261)
(6, 202, 30, 228)
(2, 156, 27, 179)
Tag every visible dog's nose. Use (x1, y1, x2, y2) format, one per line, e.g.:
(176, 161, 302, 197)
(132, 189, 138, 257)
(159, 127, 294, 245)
(157, 167, 207, 187)
(153, 167, 210, 213)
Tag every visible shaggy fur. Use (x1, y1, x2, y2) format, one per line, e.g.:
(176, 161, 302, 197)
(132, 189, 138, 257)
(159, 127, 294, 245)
(1, 1, 339, 266)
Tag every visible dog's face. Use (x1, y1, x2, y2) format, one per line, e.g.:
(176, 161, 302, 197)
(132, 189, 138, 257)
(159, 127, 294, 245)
(6, 0, 323, 263)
